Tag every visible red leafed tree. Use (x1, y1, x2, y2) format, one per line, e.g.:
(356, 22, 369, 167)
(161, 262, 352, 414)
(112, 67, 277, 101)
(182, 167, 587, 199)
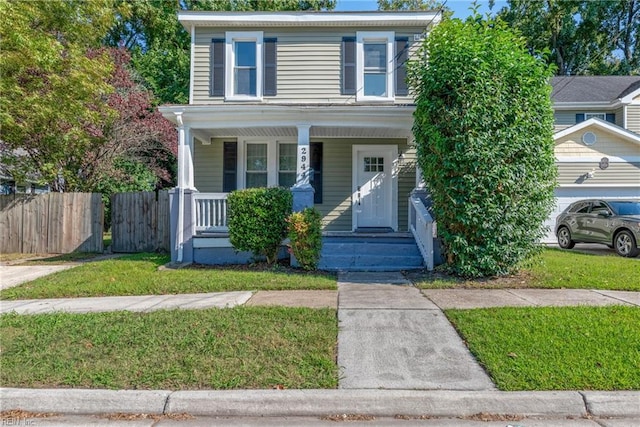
(81, 47, 177, 193)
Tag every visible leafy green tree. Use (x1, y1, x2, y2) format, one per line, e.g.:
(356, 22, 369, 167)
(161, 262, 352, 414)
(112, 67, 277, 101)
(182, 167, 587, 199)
(409, 14, 556, 277)
(500, 0, 639, 75)
(106, 0, 337, 105)
(377, 0, 443, 10)
(1, 0, 119, 191)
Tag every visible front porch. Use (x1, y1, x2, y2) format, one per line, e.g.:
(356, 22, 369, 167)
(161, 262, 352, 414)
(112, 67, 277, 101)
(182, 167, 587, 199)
(160, 104, 438, 270)
(185, 191, 438, 271)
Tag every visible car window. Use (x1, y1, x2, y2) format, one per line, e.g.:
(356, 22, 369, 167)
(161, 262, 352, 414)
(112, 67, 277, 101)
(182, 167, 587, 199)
(591, 202, 610, 215)
(574, 203, 591, 214)
(609, 201, 640, 215)
(569, 202, 589, 213)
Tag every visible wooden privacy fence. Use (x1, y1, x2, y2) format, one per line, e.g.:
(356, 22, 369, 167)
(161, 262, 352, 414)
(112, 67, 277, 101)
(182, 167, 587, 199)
(111, 191, 170, 253)
(0, 193, 104, 254)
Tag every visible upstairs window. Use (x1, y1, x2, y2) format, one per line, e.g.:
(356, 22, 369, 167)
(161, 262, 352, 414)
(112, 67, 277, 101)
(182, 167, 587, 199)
(226, 32, 262, 100)
(576, 113, 615, 124)
(234, 40, 257, 96)
(343, 32, 407, 102)
(210, 32, 277, 100)
(356, 32, 394, 102)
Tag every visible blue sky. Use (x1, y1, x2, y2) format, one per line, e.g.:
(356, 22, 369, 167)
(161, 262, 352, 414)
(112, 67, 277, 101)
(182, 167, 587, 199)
(334, 0, 508, 18)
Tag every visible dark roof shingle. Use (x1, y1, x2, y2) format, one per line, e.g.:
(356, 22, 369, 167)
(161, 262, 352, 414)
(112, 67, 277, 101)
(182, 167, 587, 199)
(551, 76, 640, 103)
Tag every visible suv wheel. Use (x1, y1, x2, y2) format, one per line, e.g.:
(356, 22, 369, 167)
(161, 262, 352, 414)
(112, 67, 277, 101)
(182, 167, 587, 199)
(557, 226, 575, 249)
(614, 230, 640, 258)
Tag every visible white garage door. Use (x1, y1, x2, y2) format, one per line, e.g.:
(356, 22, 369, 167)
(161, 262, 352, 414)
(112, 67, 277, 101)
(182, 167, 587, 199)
(542, 187, 640, 244)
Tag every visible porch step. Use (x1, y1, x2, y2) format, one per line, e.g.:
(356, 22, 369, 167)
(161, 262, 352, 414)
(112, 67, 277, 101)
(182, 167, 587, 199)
(319, 234, 424, 272)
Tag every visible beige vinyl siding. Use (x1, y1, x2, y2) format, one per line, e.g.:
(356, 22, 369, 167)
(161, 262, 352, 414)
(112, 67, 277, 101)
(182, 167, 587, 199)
(315, 138, 414, 231)
(614, 106, 624, 127)
(193, 136, 415, 231)
(194, 138, 226, 192)
(555, 129, 640, 158)
(192, 27, 424, 105)
(627, 105, 640, 134)
(556, 162, 640, 186)
(554, 111, 577, 128)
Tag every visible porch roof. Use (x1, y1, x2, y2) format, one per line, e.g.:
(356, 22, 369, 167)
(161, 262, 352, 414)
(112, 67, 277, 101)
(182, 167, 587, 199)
(159, 104, 416, 140)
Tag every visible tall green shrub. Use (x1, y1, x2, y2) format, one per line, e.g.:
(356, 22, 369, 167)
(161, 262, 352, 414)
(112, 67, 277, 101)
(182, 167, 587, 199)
(409, 14, 557, 277)
(287, 208, 322, 270)
(227, 187, 293, 265)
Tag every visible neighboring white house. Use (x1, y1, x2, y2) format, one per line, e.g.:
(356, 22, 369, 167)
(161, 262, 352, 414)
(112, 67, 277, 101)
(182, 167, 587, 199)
(545, 76, 640, 242)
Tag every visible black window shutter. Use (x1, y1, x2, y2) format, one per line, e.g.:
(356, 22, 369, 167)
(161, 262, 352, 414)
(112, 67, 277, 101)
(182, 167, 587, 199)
(605, 113, 615, 123)
(342, 37, 356, 95)
(210, 38, 225, 97)
(264, 38, 277, 96)
(310, 142, 323, 204)
(395, 37, 409, 96)
(223, 142, 237, 193)
(575, 113, 585, 123)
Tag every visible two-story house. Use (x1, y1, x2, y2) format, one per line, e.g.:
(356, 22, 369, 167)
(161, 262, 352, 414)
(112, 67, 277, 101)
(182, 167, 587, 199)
(160, 11, 441, 269)
(545, 76, 640, 242)
(160, 11, 639, 266)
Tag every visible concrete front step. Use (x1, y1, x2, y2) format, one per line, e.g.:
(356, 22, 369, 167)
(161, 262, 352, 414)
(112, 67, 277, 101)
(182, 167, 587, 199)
(319, 234, 424, 271)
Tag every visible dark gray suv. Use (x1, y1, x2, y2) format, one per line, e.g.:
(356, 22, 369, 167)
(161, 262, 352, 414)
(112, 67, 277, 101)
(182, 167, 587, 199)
(555, 199, 640, 258)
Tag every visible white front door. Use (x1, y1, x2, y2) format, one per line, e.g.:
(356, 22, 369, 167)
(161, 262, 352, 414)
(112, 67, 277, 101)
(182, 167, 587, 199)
(353, 146, 395, 230)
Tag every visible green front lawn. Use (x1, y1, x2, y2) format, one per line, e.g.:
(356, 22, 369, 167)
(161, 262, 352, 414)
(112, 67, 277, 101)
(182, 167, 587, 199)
(0, 253, 336, 300)
(0, 307, 338, 390)
(415, 248, 640, 291)
(446, 305, 640, 391)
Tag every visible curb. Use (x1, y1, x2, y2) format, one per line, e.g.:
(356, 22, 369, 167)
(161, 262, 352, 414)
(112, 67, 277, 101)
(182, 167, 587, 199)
(2, 388, 639, 418)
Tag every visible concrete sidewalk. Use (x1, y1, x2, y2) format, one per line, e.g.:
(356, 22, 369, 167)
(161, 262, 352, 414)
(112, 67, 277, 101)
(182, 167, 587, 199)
(1, 271, 639, 425)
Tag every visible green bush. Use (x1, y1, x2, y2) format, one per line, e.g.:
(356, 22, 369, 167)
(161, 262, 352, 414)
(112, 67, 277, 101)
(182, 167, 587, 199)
(287, 208, 322, 270)
(227, 187, 293, 265)
(409, 14, 557, 277)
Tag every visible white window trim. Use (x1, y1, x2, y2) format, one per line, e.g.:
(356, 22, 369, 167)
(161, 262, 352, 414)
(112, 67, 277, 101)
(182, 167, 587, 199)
(584, 112, 606, 120)
(237, 139, 296, 189)
(356, 31, 395, 102)
(225, 31, 263, 101)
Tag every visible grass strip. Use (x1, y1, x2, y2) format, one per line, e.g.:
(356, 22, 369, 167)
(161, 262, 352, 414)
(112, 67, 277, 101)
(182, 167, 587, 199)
(1, 253, 336, 300)
(416, 248, 640, 291)
(0, 307, 338, 390)
(445, 305, 640, 391)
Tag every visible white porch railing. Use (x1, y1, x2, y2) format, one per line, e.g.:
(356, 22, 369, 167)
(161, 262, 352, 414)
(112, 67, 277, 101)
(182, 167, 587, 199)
(409, 192, 435, 271)
(194, 193, 229, 232)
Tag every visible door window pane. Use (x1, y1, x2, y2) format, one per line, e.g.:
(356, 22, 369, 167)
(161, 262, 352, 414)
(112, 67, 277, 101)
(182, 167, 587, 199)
(364, 157, 384, 172)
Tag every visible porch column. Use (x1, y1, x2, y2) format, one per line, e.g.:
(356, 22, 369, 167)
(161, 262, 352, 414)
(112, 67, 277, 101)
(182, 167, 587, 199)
(170, 112, 196, 263)
(291, 124, 314, 212)
(176, 113, 195, 190)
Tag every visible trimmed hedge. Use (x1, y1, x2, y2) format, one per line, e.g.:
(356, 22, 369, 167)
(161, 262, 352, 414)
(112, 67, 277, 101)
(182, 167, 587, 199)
(287, 207, 322, 270)
(227, 187, 293, 265)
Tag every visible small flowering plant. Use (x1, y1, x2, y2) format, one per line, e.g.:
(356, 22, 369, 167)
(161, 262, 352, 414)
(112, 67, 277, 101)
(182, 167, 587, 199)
(287, 208, 322, 270)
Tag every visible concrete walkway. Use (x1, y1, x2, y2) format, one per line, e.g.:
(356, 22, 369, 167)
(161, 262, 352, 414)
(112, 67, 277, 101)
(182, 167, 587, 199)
(0, 264, 78, 290)
(337, 272, 495, 390)
(1, 270, 639, 425)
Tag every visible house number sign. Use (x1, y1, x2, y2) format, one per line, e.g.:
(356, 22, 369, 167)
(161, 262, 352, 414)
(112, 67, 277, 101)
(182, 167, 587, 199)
(297, 145, 310, 185)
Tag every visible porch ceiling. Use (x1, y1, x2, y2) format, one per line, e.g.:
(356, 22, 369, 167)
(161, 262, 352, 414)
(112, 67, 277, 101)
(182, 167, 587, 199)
(198, 126, 411, 139)
(161, 104, 416, 142)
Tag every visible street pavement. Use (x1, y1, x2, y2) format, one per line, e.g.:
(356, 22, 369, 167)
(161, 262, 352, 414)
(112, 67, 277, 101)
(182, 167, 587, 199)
(0, 266, 639, 425)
